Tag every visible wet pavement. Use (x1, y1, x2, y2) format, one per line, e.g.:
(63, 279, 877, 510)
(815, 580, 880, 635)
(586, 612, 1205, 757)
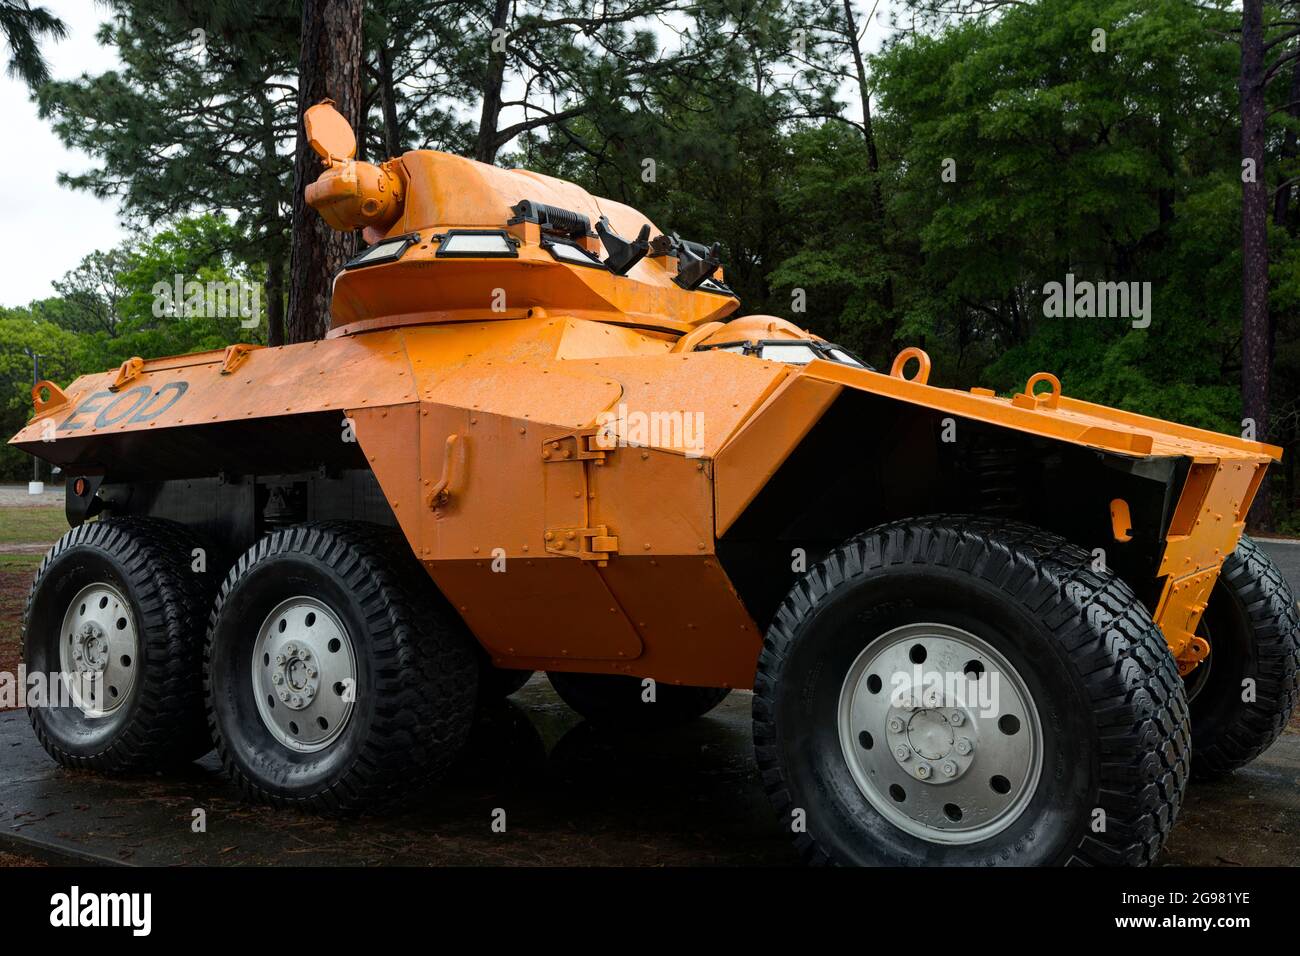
(0, 674, 1296, 866)
(0, 681, 793, 866)
(0, 543, 1296, 866)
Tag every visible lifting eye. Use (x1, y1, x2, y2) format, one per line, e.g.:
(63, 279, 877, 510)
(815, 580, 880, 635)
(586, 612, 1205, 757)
(890, 347, 931, 384)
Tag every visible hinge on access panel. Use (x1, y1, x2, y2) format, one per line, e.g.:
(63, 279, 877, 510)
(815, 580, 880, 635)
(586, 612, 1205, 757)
(541, 428, 614, 462)
(544, 526, 619, 564)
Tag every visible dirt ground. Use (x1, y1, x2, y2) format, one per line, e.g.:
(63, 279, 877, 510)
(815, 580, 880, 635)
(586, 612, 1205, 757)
(0, 557, 37, 686)
(0, 502, 64, 687)
(0, 851, 44, 867)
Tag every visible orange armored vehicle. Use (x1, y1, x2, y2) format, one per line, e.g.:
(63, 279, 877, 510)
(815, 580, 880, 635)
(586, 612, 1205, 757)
(12, 102, 1299, 866)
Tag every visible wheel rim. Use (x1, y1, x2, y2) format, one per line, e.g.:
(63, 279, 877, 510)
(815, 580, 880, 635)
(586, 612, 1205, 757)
(837, 622, 1043, 845)
(59, 582, 137, 718)
(252, 596, 357, 753)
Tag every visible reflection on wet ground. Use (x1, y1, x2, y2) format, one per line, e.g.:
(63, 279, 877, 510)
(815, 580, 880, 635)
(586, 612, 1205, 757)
(1, 660, 1297, 866)
(0, 678, 792, 865)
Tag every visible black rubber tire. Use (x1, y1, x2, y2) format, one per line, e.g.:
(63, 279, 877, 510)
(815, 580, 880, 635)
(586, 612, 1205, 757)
(204, 522, 478, 812)
(1187, 535, 1300, 778)
(754, 515, 1190, 866)
(23, 517, 215, 772)
(479, 664, 534, 699)
(547, 671, 730, 729)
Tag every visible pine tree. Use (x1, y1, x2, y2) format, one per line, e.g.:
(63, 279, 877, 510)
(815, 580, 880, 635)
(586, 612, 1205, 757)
(0, 0, 66, 90)
(38, 0, 298, 344)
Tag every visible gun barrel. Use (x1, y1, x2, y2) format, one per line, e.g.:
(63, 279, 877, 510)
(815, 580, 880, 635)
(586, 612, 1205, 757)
(306, 158, 404, 232)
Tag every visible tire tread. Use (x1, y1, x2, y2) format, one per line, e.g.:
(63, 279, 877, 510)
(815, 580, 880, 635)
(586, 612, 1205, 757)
(753, 514, 1190, 866)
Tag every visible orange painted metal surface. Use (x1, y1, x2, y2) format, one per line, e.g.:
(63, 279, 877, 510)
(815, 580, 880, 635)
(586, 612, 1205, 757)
(1154, 459, 1265, 674)
(713, 375, 843, 536)
(10, 102, 1282, 688)
(304, 102, 741, 337)
(795, 358, 1274, 672)
(801, 360, 1280, 464)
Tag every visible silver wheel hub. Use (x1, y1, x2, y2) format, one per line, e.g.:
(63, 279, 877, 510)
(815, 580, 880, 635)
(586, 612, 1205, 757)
(252, 597, 356, 753)
(889, 708, 977, 782)
(275, 643, 320, 710)
(59, 583, 137, 717)
(838, 622, 1043, 845)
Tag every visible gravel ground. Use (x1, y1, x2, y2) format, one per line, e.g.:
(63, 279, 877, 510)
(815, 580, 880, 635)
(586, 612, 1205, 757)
(0, 850, 44, 867)
(0, 485, 62, 509)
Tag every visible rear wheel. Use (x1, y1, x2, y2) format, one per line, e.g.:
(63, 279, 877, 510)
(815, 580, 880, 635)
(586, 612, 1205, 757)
(547, 671, 729, 729)
(23, 518, 214, 772)
(1187, 535, 1300, 778)
(754, 516, 1190, 866)
(205, 523, 477, 812)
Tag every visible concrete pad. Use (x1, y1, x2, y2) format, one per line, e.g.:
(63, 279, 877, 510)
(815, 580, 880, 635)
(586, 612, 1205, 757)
(0, 683, 792, 866)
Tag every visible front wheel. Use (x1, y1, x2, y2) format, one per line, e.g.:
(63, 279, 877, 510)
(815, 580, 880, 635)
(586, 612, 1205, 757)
(754, 516, 1190, 866)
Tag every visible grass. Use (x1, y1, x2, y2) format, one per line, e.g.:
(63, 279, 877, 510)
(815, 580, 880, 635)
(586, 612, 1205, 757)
(0, 553, 43, 572)
(0, 506, 67, 545)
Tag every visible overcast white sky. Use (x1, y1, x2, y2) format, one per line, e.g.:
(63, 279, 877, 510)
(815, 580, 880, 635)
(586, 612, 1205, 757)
(0, 0, 892, 309)
(0, 0, 125, 307)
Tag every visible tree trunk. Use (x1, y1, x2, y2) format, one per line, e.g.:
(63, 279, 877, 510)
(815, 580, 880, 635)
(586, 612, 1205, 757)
(265, 250, 285, 347)
(841, 0, 895, 316)
(474, 0, 510, 164)
(842, 0, 881, 190)
(286, 0, 364, 344)
(378, 43, 402, 156)
(1242, 0, 1274, 529)
(1273, 48, 1300, 232)
(254, 84, 287, 348)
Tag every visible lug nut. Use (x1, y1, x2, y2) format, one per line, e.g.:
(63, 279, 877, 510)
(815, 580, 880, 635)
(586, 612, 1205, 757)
(275, 654, 286, 666)
(950, 711, 965, 727)
(941, 761, 958, 777)
(272, 674, 283, 685)
(955, 737, 972, 756)
(894, 745, 910, 761)
(888, 717, 904, 733)
(916, 763, 932, 780)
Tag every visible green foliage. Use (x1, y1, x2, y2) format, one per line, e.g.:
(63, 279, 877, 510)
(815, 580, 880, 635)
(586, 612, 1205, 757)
(15, 0, 1300, 525)
(0, 215, 261, 480)
(0, 312, 82, 482)
(767, 123, 899, 357)
(0, 0, 66, 90)
(36, 0, 298, 297)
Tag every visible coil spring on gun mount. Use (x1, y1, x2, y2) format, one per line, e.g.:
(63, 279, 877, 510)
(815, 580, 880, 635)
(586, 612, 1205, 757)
(508, 199, 592, 241)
